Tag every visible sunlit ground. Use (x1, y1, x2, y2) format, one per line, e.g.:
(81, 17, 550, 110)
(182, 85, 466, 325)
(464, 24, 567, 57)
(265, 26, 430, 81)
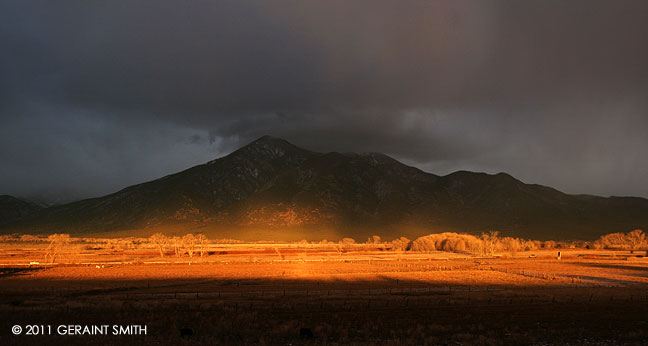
(1, 244, 647, 345)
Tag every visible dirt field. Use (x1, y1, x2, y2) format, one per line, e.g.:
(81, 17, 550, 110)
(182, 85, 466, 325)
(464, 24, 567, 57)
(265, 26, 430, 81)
(1, 244, 647, 345)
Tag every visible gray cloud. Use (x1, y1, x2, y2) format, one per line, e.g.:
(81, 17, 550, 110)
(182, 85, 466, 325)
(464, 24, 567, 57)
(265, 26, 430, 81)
(1, 0, 647, 202)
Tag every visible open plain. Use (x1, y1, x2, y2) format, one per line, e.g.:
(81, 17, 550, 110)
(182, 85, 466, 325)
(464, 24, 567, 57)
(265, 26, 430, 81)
(1, 242, 647, 345)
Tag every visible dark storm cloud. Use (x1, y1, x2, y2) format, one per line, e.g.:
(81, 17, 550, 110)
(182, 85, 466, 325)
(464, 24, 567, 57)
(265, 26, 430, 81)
(1, 0, 647, 201)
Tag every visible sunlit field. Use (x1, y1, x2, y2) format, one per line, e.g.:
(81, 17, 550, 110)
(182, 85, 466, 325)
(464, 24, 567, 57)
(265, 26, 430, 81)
(1, 233, 647, 346)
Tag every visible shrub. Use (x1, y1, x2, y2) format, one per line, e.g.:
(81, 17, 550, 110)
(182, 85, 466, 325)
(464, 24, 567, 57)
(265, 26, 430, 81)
(597, 230, 646, 250)
(543, 240, 557, 249)
(410, 236, 436, 252)
(339, 238, 356, 249)
(391, 237, 412, 251)
(411, 233, 477, 253)
(500, 237, 522, 255)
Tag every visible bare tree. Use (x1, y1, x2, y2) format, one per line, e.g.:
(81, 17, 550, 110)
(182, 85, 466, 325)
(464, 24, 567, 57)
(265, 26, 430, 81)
(195, 233, 208, 257)
(45, 233, 71, 263)
(273, 247, 285, 260)
(182, 234, 197, 258)
(626, 229, 646, 250)
(171, 236, 181, 257)
(149, 233, 168, 257)
(480, 231, 500, 256)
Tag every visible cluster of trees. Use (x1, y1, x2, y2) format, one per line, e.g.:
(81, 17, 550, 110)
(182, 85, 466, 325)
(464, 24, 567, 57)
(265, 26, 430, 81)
(0, 234, 58, 243)
(34, 232, 211, 262)
(386, 231, 567, 256)
(148, 233, 209, 258)
(595, 229, 645, 250)
(315, 232, 579, 255)
(385, 230, 646, 255)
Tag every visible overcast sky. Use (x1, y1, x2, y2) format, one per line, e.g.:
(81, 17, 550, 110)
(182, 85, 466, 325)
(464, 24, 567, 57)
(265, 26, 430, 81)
(1, 0, 647, 203)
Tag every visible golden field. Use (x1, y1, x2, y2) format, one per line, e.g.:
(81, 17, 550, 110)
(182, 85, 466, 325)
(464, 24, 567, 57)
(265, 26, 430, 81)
(1, 237, 647, 345)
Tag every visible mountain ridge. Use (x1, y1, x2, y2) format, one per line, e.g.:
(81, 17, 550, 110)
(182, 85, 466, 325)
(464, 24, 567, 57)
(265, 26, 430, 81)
(1, 136, 647, 240)
(0, 195, 43, 226)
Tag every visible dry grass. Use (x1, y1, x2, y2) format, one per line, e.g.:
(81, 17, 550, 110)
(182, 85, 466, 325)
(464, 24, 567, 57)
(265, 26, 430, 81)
(1, 241, 647, 345)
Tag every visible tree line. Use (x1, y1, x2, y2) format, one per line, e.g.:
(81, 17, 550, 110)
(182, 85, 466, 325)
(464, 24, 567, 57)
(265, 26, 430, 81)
(594, 229, 646, 250)
(2, 229, 644, 263)
(388, 229, 646, 254)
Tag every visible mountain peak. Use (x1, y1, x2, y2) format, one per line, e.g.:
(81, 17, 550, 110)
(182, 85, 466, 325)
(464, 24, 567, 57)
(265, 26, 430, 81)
(245, 135, 299, 149)
(252, 135, 287, 144)
(227, 135, 314, 162)
(3, 138, 648, 240)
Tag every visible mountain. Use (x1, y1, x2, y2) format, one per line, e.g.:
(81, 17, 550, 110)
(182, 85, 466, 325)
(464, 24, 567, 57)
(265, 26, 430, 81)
(2, 136, 647, 240)
(0, 195, 43, 226)
(22, 190, 83, 207)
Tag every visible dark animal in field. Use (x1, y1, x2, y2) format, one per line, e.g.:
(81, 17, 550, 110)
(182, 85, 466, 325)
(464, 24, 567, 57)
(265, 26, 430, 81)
(300, 327, 314, 339)
(180, 328, 193, 338)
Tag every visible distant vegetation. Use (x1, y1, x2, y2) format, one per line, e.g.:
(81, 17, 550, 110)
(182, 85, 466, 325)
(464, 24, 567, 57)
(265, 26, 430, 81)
(0, 229, 644, 261)
(403, 229, 645, 254)
(147, 233, 209, 258)
(594, 229, 646, 250)
(397, 231, 568, 256)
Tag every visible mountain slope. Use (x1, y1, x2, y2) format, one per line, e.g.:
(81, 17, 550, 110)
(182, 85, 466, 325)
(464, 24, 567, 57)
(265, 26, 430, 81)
(2, 136, 647, 240)
(0, 195, 43, 226)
